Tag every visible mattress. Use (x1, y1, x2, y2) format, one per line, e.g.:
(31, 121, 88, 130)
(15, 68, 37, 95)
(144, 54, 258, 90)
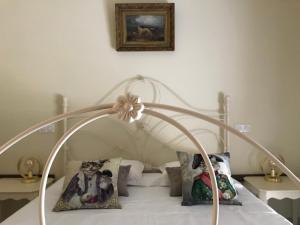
(2, 178, 291, 225)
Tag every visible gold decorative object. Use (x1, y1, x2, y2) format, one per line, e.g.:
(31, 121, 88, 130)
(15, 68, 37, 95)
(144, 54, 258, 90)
(17, 157, 41, 183)
(113, 93, 144, 123)
(260, 155, 285, 183)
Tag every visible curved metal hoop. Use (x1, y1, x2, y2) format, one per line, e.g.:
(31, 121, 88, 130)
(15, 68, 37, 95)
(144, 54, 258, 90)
(38, 108, 220, 225)
(144, 109, 219, 225)
(39, 109, 114, 225)
(1, 101, 300, 225)
(0, 104, 113, 156)
(144, 103, 300, 187)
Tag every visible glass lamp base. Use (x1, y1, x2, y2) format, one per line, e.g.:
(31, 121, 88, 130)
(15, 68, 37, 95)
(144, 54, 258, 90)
(21, 176, 40, 183)
(264, 175, 281, 183)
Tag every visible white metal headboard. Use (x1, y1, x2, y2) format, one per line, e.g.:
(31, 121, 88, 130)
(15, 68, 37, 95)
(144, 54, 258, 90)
(58, 75, 231, 168)
(1, 76, 299, 225)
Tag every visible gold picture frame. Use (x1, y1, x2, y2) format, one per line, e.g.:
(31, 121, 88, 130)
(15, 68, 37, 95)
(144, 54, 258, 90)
(115, 3, 175, 51)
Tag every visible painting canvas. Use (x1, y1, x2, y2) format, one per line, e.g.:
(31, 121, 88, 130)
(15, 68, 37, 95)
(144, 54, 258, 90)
(116, 4, 174, 51)
(126, 15, 165, 42)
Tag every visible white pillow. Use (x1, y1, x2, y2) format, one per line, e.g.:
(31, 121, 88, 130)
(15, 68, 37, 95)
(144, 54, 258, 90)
(159, 161, 180, 174)
(121, 159, 144, 185)
(135, 173, 170, 187)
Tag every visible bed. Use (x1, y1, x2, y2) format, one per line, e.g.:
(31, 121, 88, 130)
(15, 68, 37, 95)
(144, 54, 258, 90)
(0, 76, 299, 225)
(1, 177, 292, 225)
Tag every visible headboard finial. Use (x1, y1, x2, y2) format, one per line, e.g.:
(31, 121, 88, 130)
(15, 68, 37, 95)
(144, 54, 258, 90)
(113, 93, 144, 123)
(136, 75, 145, 80)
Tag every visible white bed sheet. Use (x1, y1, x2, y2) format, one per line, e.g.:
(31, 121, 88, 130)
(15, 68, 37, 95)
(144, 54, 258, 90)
(2, 178, 291, 225)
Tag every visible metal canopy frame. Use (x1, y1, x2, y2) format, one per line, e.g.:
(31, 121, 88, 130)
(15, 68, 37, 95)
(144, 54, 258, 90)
(0, 93, 299, 225)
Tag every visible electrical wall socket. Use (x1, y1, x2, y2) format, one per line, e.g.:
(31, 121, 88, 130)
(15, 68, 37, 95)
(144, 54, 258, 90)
(39, 124, 55, 133)
(235, 124, 251, 133)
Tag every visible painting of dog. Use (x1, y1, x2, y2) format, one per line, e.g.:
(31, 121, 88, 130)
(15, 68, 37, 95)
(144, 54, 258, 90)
(115, 3, 175, 51)
(125, 15, 165, 42)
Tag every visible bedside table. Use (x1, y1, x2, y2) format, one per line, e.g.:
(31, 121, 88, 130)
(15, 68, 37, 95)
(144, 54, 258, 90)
(0, 178, 54, 221)
(0, 178, 54, 201)
(244, 176, 300, 225)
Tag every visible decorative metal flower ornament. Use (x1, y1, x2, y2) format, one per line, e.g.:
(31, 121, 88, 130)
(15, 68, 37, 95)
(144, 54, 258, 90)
(113, 93, 144, 123)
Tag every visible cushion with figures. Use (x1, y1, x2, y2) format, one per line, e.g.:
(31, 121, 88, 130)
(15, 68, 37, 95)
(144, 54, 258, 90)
(53, 158, 121, 211)
(177, 151, 241, 206)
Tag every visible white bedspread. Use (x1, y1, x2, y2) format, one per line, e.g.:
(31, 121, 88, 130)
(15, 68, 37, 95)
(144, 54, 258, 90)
(2, 178, 291, 225)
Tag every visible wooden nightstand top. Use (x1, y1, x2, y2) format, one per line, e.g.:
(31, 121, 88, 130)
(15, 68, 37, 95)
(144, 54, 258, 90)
(0, 178, 54, 201)
(244, 176, 300, 191)
(244, 176, 300, 203)
(244, 176, 300, 225)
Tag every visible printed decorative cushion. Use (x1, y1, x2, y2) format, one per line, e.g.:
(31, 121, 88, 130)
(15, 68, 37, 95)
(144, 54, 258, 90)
(61, 160, 130, 197)
(166, 167, 182, 196)
(53, 158, 121, 211)
(177, 151, 241, 206)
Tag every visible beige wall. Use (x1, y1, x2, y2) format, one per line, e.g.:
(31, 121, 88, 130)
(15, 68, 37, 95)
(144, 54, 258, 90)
(0, 0, 299, 180)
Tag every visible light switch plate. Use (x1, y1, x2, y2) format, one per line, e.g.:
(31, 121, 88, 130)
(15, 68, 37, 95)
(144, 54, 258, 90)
(235, 124, 251, 133)
(39, 124, 55, 133)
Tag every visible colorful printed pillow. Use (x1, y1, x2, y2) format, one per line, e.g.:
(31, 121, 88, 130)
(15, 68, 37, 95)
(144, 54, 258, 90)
(53, 158, 121, 211)
(177, 152, 241, 206)
(61, 160, 130, 197)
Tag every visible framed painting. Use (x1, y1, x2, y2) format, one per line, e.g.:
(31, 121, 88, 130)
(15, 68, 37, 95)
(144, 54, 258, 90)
(115, 3, 175, 51)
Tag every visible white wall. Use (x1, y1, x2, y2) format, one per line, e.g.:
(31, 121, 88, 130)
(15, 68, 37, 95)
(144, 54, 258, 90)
(0, 0, 299, 179)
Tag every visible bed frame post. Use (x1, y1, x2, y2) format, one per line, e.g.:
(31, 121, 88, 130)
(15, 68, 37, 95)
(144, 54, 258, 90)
(224, 95, 230, 153)
(61, 95, 69, 174)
